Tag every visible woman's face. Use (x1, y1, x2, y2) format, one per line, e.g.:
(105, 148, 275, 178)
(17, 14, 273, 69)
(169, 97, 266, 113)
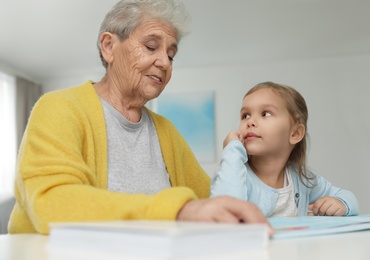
(109, 19, 178, 101)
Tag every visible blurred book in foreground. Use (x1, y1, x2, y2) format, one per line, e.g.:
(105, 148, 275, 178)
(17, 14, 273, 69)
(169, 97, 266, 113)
(48, 220, 269, 259)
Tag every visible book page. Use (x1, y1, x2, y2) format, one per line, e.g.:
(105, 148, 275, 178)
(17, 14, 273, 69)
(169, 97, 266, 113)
(269, 215, 370, 239)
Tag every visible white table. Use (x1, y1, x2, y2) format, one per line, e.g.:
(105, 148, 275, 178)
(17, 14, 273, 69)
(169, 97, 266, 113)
(1, 231, 370, 260)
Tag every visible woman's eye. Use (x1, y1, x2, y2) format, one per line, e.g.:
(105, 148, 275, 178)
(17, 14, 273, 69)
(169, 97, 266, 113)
(146, 45, 155, 51)
(168, 50, 176, 62)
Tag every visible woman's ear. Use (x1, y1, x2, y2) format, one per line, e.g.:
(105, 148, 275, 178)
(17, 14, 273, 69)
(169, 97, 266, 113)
(100, 32, 115, 65)
(290, 123, 305, 145)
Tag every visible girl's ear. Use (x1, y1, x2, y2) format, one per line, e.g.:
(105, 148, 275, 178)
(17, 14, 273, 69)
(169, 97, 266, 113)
(290, 123, 305, 145)
(100, 32, 115, 65)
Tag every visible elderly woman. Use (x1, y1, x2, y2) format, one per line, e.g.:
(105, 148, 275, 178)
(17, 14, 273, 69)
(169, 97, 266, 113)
(8, 0, 268, 234)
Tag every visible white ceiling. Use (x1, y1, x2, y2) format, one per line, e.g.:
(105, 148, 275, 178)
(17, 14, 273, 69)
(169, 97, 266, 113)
(1, 0, 370, 82)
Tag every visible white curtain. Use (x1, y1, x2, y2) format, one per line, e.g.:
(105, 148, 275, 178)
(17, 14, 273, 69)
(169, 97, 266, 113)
(15, 77, 42, 149)
(0, 72, 17, 193)
(0, 72, 41, 194)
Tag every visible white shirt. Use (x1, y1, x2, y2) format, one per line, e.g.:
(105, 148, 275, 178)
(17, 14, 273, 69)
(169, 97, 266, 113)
(270, 169, 298, 217)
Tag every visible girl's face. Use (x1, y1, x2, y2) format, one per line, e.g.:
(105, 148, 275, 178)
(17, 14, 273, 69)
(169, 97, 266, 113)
(239, 88, 297, 157)
(107, 19, 178, 101)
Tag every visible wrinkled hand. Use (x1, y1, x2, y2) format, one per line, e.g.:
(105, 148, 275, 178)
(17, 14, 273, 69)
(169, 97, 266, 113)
(307, 196, 346, 216)
(223, 131, 244, 148)
(177, 196, 273, 236)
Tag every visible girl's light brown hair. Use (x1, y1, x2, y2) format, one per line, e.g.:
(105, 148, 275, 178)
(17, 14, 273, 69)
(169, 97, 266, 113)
(244, 81, 315, 187)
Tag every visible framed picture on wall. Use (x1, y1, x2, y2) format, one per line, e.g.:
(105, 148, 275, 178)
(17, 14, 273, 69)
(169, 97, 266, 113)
(151, 90, 216, 163)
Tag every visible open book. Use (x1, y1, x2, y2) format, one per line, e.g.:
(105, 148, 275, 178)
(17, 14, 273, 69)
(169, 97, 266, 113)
(269, 215, 370, 239)
(48, 220, 269, 259)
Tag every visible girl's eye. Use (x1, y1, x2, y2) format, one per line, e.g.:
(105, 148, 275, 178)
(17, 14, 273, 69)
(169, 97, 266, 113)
(262, 111, 272, 117)
(168, 56, 174, 62)
(241, 113, 250, 120)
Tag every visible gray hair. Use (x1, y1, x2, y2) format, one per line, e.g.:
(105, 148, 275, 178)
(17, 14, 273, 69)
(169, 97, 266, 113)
(97, 0, 191, 69)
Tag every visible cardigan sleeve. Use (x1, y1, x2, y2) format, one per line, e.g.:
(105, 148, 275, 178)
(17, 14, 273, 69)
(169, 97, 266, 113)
(210, 140, 249, 200)
(9, 86, 202, 234)
(308, 174, 360, 216)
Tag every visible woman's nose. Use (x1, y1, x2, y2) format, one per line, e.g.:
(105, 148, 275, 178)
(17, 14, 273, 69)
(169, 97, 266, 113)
(154, 51, 171, 70)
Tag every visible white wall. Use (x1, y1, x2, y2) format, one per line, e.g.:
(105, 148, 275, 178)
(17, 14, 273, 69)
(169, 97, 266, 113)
(42, 53, 370, 214)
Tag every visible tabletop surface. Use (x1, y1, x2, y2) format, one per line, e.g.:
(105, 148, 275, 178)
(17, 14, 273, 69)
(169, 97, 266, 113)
(1, 230, 370, 260)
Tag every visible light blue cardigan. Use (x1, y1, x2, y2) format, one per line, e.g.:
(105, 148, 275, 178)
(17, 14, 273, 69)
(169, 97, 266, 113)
(211, 141, 359, 217)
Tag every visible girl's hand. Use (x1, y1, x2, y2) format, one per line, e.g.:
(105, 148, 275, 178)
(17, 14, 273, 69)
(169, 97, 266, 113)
(223, 131, 244, 148)
(307, 196, 346, 216)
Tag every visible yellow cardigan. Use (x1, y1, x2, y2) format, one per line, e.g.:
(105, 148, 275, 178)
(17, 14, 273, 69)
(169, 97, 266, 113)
(8, 81, 210, 234)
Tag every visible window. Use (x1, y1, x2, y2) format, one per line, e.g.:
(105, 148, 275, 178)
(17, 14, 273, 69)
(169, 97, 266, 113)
(0, 72, 17, 193)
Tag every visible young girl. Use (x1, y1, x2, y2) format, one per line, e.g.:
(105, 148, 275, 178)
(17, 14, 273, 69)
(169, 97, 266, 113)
(211, 82, 359, 217)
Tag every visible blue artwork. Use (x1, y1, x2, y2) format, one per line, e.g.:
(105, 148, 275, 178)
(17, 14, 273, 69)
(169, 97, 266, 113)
(155, 91, 216, 163)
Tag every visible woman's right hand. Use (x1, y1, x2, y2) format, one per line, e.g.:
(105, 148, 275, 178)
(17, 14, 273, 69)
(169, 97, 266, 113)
(177, 196, 274, 236)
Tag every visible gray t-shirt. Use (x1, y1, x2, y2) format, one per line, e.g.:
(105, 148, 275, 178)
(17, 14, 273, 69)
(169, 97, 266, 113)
(100, 98, 171, 194)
